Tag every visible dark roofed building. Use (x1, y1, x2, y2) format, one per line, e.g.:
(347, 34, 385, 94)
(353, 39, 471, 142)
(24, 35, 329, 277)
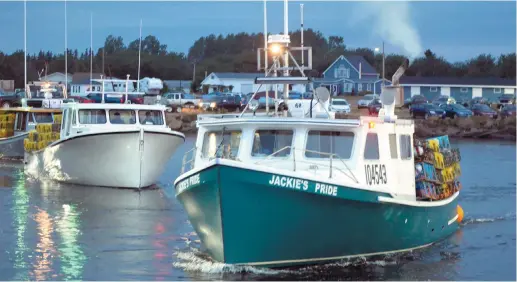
(70, 72, 103, 95)
(399, 76, 517, 101)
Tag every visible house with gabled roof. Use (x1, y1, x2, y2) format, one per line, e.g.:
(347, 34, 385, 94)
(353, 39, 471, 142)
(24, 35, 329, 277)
(314, 54, 391, 95)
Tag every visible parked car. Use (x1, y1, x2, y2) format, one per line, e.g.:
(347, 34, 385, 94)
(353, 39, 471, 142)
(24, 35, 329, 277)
(497, 94, 515, 109)
(357, 94, 379, 109)
(432, 95, 456, 107)
(162, 92, 200, 108)
(367, 99, 382, 115)
(0, 89, 23, 108)
(404, 95, 428, 109)
(409, 103, 446, 119)
(66, 96, 95, 103)
(470, 103, 498, 119)
(329, 98, 351, 114)
(200, 93, 240, 111)
(126, 94, 144, 104)
(86, 92, 125, 103)
(500, 104, 517, 118)
(439, 103, 473, 119)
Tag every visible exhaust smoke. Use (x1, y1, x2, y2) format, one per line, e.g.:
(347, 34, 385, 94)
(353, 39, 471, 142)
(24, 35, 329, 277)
(349, 1, 423, 61)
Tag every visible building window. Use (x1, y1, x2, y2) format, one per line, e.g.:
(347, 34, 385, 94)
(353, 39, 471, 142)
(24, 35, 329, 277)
(460, 88, 468, 93)
(335, 65, 350, 79)
(252, 130, 293, 157)
(430, 87, 438, 92)
(367, 83, 371, 91)
(400, 134, 412, 160)
(364, 133, 379, 160)
(358, 83, 363, 92)
(494, 88, 502, 94)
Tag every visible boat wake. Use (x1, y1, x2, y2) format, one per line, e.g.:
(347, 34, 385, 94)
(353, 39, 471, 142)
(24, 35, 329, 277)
(461, 213, 516, 226)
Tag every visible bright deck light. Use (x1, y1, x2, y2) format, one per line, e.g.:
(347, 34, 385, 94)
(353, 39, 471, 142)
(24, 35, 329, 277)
(270, 44, 282, 54)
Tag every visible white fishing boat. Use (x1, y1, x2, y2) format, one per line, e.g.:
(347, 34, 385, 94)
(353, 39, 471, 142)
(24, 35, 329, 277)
(24, 77, 185, 189)
(173, 0, 464, 268)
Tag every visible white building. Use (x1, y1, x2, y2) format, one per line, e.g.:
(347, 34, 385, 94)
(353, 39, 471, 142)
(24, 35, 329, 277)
(39, 72, 72, 85)
(69, 73, 136, 96)
(200, 72, 307, 94)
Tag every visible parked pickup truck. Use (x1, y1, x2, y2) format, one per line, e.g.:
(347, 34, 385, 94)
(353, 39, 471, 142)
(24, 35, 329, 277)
(162, 93, 200, 108)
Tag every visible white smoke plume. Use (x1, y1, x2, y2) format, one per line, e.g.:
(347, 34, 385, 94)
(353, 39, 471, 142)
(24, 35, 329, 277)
(348, 1, 423, 61)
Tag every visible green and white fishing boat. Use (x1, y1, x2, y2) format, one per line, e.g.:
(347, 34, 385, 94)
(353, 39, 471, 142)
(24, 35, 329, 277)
(174, 0, 464, 268)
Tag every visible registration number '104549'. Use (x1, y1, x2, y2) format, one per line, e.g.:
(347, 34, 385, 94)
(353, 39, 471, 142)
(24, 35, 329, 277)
(364, 164, 387, 185)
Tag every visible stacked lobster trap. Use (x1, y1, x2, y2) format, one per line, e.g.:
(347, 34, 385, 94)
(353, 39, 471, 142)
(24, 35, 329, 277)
(0, 112, 16, 138)
(413, 135, 462, 200)
(24, 113, 62, 152)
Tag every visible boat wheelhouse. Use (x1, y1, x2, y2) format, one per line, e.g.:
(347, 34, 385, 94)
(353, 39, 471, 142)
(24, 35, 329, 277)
(24, 99, 185, 189)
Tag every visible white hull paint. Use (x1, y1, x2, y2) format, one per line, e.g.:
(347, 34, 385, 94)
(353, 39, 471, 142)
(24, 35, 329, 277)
(0, 133, 28, 159)
(26, 130, 184, 188)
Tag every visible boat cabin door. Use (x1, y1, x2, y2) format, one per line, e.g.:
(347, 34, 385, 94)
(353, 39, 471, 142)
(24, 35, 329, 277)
(61, 108, 73, 139)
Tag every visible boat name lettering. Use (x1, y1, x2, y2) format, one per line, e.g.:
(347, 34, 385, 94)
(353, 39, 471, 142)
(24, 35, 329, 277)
(177, 174, 200, 192)
(364, 164, 387, 185)
(315, 183, 338, 196)
(269, 175, 308, 191)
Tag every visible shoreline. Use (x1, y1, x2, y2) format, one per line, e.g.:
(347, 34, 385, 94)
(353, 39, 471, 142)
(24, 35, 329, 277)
(165, 111, 516, 141)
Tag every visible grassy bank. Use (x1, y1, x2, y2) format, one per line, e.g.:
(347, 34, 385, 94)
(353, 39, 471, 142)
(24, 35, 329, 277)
(165, 98, 516, 141)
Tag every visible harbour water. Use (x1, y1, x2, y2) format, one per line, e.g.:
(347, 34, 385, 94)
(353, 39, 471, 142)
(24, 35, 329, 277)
(0, 135, 515, 280)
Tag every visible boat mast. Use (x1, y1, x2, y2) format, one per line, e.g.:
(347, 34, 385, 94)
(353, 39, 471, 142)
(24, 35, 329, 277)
(263, 0, 269, 114)
(24, 0, 27, 94)
(90, 12, 93, 91)
(64, 0, 67, 96)
(137, 19, 142, 92)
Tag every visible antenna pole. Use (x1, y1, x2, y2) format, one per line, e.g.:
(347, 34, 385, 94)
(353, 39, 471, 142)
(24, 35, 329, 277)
(64, 0, 67, 95)
(382, 41, 385, 87)
(264, 0, 269, 113)
(24, 0, 27, 93)
(300, 3, 304, 67)
(283, 0, 289, 102)
(137, 19, 142, 92)
(90, 12, 93, 91)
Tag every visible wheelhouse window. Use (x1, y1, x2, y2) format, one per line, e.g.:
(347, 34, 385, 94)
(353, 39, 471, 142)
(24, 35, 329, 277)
(202, 130, 241, 159)
(400, 134, 412, 160)
(15, 112, 27, 131)
(364, 133, 379, 160)
(78, 109, 107, 124)
(305, 131, 354, 159)
(109, 109, 136, 124)
(389, 133, 398, 159)
(33, 112, 53, 123)
(252, 130, 293, 157)
(138, 110, 164, 125)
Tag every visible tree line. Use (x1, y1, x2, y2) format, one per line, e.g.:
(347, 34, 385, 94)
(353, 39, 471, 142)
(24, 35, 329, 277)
(0, 29, 515, 91)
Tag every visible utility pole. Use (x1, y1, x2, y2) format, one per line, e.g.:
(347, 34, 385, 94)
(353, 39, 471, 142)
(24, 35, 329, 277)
(382, 40, 386, 87)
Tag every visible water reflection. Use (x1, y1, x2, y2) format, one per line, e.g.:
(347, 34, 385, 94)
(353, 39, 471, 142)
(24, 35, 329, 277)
(32, 209, 56, 281)
(56, 204, 87, 280)
(10, 169, 29, 280)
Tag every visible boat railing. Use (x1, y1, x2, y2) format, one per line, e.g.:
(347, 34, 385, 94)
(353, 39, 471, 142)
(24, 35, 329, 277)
(254, 146, 359, 184)
(181, 146, 197, 174)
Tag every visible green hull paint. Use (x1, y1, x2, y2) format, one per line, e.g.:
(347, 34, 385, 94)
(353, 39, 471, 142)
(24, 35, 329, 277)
(176, 164, 460, 268)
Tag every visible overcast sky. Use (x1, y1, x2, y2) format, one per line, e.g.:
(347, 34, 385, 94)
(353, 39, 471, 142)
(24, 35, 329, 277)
(0, 1, 515, 62)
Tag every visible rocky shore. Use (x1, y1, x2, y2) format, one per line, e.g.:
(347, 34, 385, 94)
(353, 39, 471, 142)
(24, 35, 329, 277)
(166, 111, 516, 141)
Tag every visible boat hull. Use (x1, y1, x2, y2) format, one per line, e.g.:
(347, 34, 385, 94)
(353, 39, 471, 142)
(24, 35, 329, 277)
(26, 130, 184, 188)
(175, 163, 461, 268)
(0, 133, 28, 159)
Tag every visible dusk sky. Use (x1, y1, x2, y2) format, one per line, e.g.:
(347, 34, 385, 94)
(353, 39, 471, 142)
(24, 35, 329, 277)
(0, 1, 515, 62)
